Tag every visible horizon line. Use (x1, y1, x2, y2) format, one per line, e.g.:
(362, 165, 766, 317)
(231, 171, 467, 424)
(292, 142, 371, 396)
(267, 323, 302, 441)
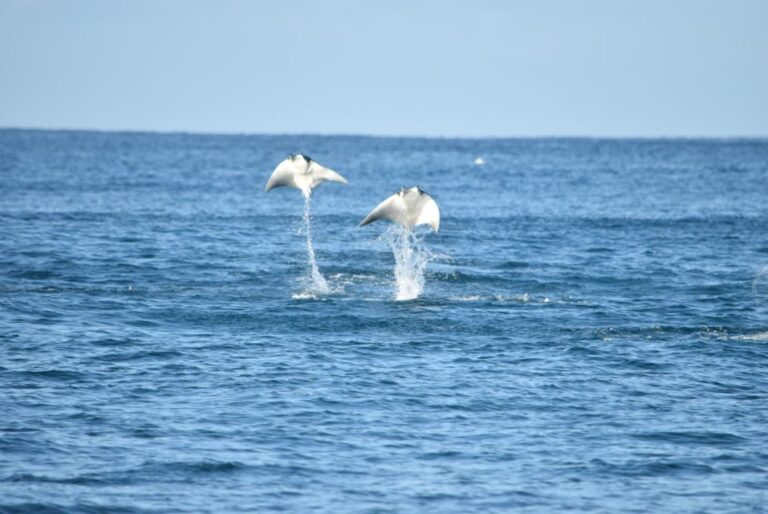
(1, 125, 767, 141)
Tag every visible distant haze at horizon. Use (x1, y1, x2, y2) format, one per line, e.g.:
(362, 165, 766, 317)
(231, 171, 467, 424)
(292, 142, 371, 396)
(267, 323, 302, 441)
(1, 0, 767, 138)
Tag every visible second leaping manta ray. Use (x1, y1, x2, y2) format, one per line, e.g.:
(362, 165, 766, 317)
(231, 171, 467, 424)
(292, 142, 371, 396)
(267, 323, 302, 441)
(360, 186, 440, 232)
(265, 154, 347, 198)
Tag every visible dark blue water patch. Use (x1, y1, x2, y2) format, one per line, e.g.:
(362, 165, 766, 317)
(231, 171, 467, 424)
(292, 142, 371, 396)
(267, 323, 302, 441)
(587, 458, 718, 478)
(0, 504, 155, 514)
(29, 460, 257, 487)
(4, 473, 111, 486)
(631, 431, 749, 447)
(3, 369, 86, 382)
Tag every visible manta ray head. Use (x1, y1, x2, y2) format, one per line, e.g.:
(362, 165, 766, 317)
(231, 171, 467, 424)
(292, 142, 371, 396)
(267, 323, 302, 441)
(400, 186, 423, 198)
(290, 154, 312, 164)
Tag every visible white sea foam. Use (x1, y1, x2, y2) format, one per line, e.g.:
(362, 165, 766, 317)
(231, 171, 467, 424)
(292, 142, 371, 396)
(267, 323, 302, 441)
(732, 331, 768, 341)
(292, 290, 319, 300)
(446, 293, 589, 305)
(454, 295, 483, 302)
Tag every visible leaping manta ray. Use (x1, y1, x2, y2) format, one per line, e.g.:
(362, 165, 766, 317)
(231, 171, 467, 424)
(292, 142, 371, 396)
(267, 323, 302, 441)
(265, 154, 347, 198)
(360, 186, 440, 232)
(264, 154, 347, 294)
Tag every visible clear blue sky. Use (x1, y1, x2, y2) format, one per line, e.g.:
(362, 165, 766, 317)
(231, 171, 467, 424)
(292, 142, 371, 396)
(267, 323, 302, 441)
(1, 0, 766, 137)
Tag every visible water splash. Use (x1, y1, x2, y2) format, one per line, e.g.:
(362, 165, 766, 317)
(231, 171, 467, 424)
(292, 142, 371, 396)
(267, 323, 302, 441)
(299, 194, 330, 295)
(381, 225, 432, 301)
(752, 264, 768, 300)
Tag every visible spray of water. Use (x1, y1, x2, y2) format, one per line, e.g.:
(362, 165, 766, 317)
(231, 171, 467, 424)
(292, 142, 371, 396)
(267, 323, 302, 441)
(299, 193, 330, 295)
(752, 264, 768, 300)
(381, 225, 432, 301)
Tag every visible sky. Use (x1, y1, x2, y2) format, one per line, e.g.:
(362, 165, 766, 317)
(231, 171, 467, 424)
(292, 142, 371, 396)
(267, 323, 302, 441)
(1, 0, 766, 137)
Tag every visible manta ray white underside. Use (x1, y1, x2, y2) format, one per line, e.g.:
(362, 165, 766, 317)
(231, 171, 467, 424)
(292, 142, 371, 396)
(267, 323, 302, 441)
(360, 186, 440, 232)
(265, 154, 347, 197)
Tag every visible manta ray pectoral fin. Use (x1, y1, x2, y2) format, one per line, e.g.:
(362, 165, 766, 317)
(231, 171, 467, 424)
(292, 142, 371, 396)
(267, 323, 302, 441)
(265, 158, 299, 192)
(360, 193, 407, 227)
(309, 162, 348, 187)
(415, 195, 440, 232)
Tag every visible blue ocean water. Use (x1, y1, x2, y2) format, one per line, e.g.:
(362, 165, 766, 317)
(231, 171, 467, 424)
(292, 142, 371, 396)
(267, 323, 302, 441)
(1, 129, 767, 513)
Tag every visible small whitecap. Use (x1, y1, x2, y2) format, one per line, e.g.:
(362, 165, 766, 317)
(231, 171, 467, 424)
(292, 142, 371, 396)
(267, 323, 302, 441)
(474, 157, 485, 166)
(452, 295, 483, 302)
(733, 331, 768, 341)
(292, 291, 319, 300)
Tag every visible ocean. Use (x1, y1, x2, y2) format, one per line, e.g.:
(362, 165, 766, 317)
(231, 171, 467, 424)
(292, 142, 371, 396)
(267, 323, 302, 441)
(1, 129, 767, 513)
